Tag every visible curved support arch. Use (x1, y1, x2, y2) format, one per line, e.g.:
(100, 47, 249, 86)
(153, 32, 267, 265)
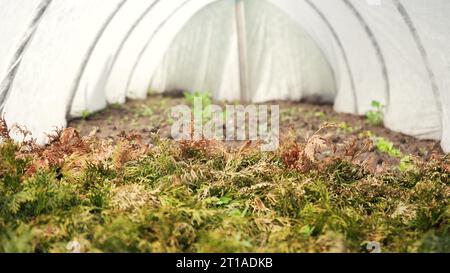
(397, 0, 450, 150)
(67, 0, 127, 117)
(130, 0, 355, 106)
(267, 0, 386, 114)
(342, 0, 391, 111)
(70, 0, 160, 117)
(105, 0, 195, 104)
(76, 0, 376, 114)
(274, 0, 442, 139)
(3, 0, 129, 144)
(394, 0, 442, 119)
(126, 0, 194, 99)
(349, 0, 442, 139)
(303, 0, 358, 112)
(0, 0, 52, 109)
(146, 0, 336, 104)
(147, 0, 241, 101)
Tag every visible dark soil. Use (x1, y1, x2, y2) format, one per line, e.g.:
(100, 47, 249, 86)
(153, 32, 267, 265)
(69, 94, 444, 168)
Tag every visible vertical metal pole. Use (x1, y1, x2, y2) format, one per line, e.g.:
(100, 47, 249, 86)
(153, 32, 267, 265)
(235, 0, 249, 102)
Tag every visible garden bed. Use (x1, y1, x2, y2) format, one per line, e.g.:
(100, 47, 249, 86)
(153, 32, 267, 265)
(0, 95, 448, 253)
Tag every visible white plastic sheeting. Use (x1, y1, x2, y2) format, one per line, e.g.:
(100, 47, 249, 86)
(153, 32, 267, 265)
(0, 0, 448, 153)
(71, 0, 160, 117)
(2, 0, 126, 142)
(150, 0, 240, 101)
(150, 0, 335, 103)
(0, 0, 48, 106)
(244, 0, 335, 103)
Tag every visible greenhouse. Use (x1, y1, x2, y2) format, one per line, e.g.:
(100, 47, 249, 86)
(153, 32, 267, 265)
(0, 0, 449, 151)
(0, 0, 449, 254)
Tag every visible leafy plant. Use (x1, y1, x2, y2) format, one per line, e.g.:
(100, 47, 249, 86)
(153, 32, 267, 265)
(365, 100, 384, 126)
(81, 110, 91, 120)
(184, 91, 212, 121)
(135, 104, 154, 118)
(314, 111, 326, 119)
(183, 91, 229, 123)
(184, 91, 212, 108)
(375, 137, 402, 158)
(338, 122, 355, 134)
(109, 103, 123, 110)
(399, 156, 414, 172)
(216, 196, 232, 206)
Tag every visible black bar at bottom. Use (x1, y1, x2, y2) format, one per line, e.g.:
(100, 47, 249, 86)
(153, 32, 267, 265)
(0, 253, 446, 272)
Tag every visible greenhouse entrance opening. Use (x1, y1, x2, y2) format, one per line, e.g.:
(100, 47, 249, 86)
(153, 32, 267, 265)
(148, 0, 337, 104)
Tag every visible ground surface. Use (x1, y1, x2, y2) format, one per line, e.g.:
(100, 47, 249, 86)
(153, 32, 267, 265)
(70, 94, 443, 169)
(0, 95, 448, 253)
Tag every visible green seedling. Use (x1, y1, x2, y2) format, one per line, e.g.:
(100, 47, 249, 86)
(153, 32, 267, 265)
(366, 100, 384, 126)
(375, 137, 402, 158)
(81, 110, 91, 120)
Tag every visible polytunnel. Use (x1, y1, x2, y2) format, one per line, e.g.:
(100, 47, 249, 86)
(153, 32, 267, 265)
(0, 0, 449, 153)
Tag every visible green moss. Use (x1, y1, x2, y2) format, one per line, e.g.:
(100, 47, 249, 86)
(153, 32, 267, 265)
(0, 136, 448, 253)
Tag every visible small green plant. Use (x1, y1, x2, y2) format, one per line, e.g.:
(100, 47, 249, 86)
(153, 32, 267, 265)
(135, 104, 154, 118)
(314, 111, 326, 119)
(216, 196, 232, 206)
(373, 135, 415, 171)
(338, 122, 355, 134)
(109, 103, 123, 110)
(81, 110, 91, 120)
(359, 130, 375, 139)
(183, 91, 228, 123)
(366, 100, 384, 126)
(399, 155, 413, 172)
(184, 91, 212, 121)
(184, 91, 212, 108)
(375, 137, 402, 158)
(281, 108, 297, 123)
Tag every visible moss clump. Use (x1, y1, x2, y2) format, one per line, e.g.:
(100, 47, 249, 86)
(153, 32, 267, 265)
(0, 122, 448, 253)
